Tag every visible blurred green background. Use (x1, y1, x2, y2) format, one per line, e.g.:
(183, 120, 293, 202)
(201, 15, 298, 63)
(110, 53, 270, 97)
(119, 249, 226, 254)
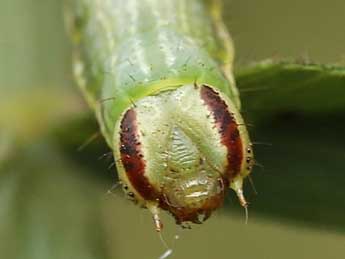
(0, 1, 344, 259)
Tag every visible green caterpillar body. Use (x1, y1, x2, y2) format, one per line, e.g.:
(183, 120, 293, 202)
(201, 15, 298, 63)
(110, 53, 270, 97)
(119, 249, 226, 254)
(66, 0, 253, 229)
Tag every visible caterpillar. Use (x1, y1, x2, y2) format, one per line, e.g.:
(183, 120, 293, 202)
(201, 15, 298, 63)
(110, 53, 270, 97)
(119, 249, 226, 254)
(65, 0, 254, 231)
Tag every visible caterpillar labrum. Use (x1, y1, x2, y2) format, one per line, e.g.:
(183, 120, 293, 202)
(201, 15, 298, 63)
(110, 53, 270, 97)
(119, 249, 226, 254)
(65, 0, 254, 231)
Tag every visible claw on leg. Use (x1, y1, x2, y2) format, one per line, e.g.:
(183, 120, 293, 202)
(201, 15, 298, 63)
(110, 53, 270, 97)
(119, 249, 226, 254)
(147, 203, 163, 232)
(230, 178, 249, 224)
(235, 188, 249, 224)
(235, 188, 248, 208)
(147, 203, 174, 259)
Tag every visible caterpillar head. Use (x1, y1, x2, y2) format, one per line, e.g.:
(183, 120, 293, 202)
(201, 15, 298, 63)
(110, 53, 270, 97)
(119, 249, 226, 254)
(113, 84, 253, 230)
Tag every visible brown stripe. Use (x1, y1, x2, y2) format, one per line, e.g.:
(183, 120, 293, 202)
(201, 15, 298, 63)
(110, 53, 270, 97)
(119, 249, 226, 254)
(119, 109, 157, 200)
(200, 85, 243, 179)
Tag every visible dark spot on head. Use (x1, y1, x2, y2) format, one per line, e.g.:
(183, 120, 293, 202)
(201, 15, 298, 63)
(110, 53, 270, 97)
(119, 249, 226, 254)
(119, 109, 158, 201)
(200, 85, 244, 180)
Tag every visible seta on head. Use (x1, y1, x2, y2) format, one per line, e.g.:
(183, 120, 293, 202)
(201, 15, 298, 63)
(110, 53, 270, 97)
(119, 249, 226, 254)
(113, 83, 254, 231)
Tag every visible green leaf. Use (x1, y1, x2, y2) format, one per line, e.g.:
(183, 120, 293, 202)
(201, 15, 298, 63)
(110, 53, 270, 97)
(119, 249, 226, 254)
(236, 60, 345, 122)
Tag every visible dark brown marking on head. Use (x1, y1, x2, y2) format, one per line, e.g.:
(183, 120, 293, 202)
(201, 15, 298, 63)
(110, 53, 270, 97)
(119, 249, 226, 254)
(200, 85, 244, 179)
(119, 109, 157, 200)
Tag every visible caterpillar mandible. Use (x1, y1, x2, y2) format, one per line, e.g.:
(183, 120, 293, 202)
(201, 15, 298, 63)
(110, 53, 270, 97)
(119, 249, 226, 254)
(65, 0, 254, 231)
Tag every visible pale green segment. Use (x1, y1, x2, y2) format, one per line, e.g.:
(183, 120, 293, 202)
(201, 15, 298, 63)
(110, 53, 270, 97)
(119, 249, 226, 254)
(113, 84, 229, 205)
(133, 85, 228, 187)
(66, 0, 238, 146)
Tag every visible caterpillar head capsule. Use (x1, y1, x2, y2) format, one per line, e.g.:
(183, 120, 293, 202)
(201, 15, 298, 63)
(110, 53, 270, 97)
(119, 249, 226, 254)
(113, 84, 253, 231)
